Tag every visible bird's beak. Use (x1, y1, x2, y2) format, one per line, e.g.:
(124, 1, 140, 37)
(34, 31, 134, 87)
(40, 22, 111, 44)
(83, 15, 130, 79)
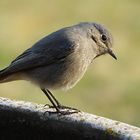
(108, 48, 117, 60)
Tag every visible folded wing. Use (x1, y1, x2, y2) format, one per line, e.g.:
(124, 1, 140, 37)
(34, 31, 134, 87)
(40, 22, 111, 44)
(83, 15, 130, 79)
(1, 34, 75, 76)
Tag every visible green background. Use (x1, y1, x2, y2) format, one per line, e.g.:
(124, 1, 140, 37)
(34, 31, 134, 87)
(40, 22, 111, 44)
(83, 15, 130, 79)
(0, 0, 140, 127)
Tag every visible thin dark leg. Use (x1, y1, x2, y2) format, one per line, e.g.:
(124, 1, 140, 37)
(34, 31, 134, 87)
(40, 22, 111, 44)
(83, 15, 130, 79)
(46, 89, 61, 106)
(41, 88, 60, 112)
(42, 88, 80, 115)
(46, 89, 80, 111)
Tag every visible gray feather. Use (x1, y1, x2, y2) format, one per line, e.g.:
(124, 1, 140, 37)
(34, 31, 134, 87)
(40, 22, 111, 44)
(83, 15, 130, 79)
(3, 28, 76, 75)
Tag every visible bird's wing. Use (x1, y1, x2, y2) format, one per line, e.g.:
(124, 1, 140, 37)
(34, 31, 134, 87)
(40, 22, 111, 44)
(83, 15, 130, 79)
(3, 36, 75, 75)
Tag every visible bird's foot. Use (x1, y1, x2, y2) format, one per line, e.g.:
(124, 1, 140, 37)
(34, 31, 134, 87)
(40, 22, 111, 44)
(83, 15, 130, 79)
(43, 104, 80, 115)
(44, 109, 79, 116)
(57, 105, 80, 112)
(57, 109, 79, 115)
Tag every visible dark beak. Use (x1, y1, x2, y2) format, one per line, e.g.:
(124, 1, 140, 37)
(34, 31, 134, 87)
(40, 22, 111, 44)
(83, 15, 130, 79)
(108, 48, 117, 60)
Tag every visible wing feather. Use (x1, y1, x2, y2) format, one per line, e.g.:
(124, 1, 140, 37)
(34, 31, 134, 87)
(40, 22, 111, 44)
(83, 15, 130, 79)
(3, 34, 75, 75)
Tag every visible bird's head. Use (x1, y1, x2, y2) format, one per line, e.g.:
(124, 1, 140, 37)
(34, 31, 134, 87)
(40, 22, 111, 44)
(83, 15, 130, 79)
(80, 22, 117, 60)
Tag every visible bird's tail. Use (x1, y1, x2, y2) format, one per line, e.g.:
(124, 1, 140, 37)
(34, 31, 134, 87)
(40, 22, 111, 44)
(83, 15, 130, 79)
(0, 68, 9, 83)
(0, 68, 24, 83)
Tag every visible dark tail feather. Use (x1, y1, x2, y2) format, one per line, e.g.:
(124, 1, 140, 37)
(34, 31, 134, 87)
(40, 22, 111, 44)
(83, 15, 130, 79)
(0, 68, 24, 83)
(0, 68, 11, 83)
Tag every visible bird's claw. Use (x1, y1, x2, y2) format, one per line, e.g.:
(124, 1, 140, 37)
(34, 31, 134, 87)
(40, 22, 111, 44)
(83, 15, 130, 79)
(43, 104, 80, 115)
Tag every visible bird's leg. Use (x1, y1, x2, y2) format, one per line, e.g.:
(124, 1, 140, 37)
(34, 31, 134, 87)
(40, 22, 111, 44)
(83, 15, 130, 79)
(46, 89, 80, 112)
(46, 89, 61, 107)
(41, 88, 80, 114)
(41, 88, 60, 113)
(41, 88, 79, 115)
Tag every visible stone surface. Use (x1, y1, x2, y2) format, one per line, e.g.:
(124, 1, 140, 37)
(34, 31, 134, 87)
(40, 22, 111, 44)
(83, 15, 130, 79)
(0, 97, 139, 140)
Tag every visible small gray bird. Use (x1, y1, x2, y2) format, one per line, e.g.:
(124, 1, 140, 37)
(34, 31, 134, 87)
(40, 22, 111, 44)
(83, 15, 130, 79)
(0, 22, 117, 114)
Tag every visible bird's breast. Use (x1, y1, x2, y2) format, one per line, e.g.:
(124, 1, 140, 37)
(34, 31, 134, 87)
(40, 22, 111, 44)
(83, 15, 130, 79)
(51, 48, 93, 90)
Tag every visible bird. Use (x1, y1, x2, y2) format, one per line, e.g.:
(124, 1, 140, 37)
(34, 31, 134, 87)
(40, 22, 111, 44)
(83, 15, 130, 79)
(0, 22, 117, 114)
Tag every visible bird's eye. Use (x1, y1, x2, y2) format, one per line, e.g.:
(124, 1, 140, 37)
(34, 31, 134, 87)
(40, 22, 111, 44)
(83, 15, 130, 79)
(101, 34, 107, 42)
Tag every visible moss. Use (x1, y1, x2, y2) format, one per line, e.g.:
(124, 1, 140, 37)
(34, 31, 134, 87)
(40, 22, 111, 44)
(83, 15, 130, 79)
(105, 128, 119, 137)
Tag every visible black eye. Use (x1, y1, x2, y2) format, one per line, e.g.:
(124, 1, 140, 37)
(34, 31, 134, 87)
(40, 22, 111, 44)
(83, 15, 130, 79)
(101, 34, 107, 42)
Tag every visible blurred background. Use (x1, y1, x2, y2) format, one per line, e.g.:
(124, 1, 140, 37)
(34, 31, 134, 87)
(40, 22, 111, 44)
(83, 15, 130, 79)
(0, 0, 140, 127)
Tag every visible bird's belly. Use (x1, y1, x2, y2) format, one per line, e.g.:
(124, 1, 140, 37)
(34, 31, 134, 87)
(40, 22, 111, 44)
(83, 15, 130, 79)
(56, 61, 88, 90)
(27, 59, 90, 90)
